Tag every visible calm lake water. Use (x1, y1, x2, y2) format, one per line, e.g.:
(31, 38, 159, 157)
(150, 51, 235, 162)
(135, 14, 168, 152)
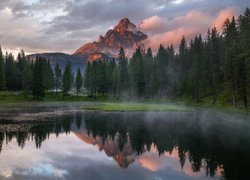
(0, 103, 249, 180)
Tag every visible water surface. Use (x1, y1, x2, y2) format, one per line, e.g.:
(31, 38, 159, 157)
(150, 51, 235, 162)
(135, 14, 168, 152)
(0, 103, 249, 180)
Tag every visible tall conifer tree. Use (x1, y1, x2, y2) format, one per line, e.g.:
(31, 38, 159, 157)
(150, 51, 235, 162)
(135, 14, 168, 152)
(0, 46, 6, 91)
(75, 68, 83, 96)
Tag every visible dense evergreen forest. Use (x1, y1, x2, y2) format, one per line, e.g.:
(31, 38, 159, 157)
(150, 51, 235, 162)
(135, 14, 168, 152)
(84, 8, 250, 108)
(0, 49, 79, 98)
(0, 8, 249, 108)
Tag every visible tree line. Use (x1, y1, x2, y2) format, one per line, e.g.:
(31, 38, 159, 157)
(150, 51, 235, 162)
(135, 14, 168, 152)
(0, 49, 83, 98)
(84, 8, 250, 108)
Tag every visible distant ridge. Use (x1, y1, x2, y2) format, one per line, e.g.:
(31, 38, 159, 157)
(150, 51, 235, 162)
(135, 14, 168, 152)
(26, 52, 86, 73)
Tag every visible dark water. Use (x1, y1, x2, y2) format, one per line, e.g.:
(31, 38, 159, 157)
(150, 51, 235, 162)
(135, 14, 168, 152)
(0, 104, 249, 180)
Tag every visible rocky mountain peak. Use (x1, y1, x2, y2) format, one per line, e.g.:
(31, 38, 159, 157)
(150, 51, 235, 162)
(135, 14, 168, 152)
(98, 35, 104, 43)
(73, 18, 147, 61)
(113, 18, 136, 34)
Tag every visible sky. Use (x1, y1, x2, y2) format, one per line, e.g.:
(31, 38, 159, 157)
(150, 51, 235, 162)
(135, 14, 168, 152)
(0, 0, 249, 57)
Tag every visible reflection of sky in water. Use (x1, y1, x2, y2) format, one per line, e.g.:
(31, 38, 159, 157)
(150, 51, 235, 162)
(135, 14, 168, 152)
(0, 133, 219, 180)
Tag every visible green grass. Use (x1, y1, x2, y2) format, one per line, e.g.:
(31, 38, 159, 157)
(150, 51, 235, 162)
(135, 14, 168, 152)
(0, 91, 120, 104)
(0, 91, 30, 104)
(174, 91, 250, 112)
(82, 102, 194, 112)
(0, 91, 248, 112)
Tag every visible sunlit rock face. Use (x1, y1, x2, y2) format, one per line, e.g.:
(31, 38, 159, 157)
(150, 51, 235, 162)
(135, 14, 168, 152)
(74, 18, 147, 61)
(86, 53, 111, 62)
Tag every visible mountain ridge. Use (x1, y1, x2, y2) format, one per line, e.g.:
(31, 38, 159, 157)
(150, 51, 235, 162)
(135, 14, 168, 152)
(74, 18, 147, 61)
(26, 52, 86, 73)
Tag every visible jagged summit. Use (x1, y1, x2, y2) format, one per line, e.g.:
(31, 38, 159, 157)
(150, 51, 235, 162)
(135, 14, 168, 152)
(73, 18, 147, 61)
(113, 18, 136, 34)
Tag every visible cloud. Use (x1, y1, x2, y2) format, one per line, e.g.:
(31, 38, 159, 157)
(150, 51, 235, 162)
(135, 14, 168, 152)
(139, 16, 168, 34)
(140, 6, 240, 51)
(20, 163, 68, 178)
(143, 28, 196, 50)
(211, 7, 238, 30)
(0, 0, 247, 56)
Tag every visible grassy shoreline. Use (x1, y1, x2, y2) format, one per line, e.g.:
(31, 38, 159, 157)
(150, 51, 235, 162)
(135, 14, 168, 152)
(0, 91, 249, 112)
(81, 102, 194, 112)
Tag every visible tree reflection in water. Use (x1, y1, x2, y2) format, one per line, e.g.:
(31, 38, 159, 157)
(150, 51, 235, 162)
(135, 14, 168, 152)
(0, 110, 249, 180)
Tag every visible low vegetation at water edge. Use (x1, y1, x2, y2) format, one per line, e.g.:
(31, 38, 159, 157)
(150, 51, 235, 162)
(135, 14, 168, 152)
(82, 102, 194, 112)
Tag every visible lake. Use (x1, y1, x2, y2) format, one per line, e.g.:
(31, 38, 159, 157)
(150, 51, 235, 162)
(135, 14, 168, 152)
(0, 103, 249, 180)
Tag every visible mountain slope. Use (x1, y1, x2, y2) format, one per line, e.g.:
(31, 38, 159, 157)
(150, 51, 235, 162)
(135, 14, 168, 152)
(26, 53, 86, 73)
(74, 18, 147, 61)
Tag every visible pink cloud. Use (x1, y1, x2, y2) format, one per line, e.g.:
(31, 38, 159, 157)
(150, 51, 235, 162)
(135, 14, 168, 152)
(139, 16, 168, 34)
(137, 147, 213, 177)
(211, 7, 239, 31)
(148, 27, 198, 50)
(137, 153, 166, 172)
(139, 6, 239, 51)
(143, 27, 199, 51)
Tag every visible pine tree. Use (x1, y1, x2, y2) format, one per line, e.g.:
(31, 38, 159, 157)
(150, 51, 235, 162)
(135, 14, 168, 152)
(98, 61, 108, 96)
(47, 60, 54, 91)
(223, 17, 240, 107)
(32, 56, 45, 98)
(112, 66, 119, 96)
(238, 8, 250, 108)
(144, 48, 154, 96)
(206, 28, 222, 103)
(155, 45, 168, 95)
(0, 46, 6, 91)
(62, 63, 72, 96)
(54, 63, 62, 95)
(131, 47, 145, 97)
(118, 47, 129, 95)
(148, 61, 159, 98)
(84, 62, 92, 96)
(204, 29, 212, 96)
(22, 64, 33, 95)
(75, 68, 83, 96)
(166, 44, 176, 96)
(17, 49, 26, 72)
(5, 52, 21, 90)
(189, 35, 205, 101)
(178, 36, 189, 96)
(42, 60, 54, 91)
(107, 58, 116, 94)
(4, 52, 11, 90)
(17, 49, 27, 90)
(91, 61, 99, 97)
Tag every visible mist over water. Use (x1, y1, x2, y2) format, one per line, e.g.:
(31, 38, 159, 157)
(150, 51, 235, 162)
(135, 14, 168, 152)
(0, 104, 249, 180)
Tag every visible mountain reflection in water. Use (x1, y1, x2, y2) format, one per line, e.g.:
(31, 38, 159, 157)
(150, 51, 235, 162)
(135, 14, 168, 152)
(0, 109, 249, 180)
